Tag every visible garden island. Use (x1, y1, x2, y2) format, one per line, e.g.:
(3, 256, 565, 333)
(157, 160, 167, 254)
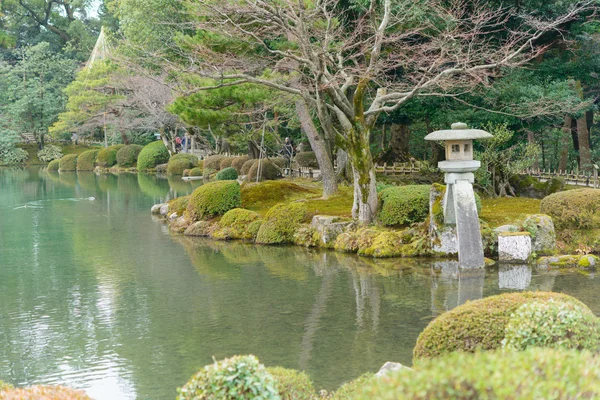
(1, 0, 600, 399)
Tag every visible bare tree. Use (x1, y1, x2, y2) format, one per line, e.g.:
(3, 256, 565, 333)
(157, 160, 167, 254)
(159, 0, 594, 222)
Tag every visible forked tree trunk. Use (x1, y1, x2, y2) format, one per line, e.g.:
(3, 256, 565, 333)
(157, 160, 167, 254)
(577, 116, 592, 171)
(558, 115, 571, 172)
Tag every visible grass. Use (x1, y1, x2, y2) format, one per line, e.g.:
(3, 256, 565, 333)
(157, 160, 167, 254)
(479, 197, 541, 228)
(17, 143, 101, 165)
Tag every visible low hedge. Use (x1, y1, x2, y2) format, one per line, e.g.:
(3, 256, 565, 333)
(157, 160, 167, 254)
(178, 355, 278, 400)
(76, 149, 99, 171)
(0, 385, 92, 399)
(295, 151, 319, 168)
(116, 144, 143, 167)
(96, 144, 124, 167)
(267, 367, 315, 400)
(168, 195, 191, 216)
(216, 167, 238, 181)
(47, 159, 60, 172)
(137, 141, 170, 171)
(540, 188, 600, 229)
(219, 157, 234, 170)
(231, 155, 250, 172)
(255, 202, 307, 244)
(204, 154, 226, 171)
(171, 153, 199, 165)
(58, 154, 78, 171)
(353, 349, 600, 399)
(240, 159, 257, 176)
(187, 180, 241, 220)
(377, 185, 431, 226)
(248, 159, 281, 181)
(413, 291, 592, 360)
(213, 208, 260, 240)
(167, 159, 194, 175)
(189, 167, 203, 177)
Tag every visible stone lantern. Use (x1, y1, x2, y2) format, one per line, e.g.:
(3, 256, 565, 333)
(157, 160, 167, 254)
(425, 122, 492, 269)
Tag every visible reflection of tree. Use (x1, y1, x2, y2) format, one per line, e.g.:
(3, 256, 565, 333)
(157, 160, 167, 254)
(137, 174, 170, 198)
(77, 172, 99, 192)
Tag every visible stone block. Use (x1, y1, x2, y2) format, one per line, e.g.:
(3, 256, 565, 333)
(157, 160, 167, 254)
(522, 214, 556, 255)
(498, 232, 532, 262)
(429, 185, 458, 255)
(311, 215, 352, 247)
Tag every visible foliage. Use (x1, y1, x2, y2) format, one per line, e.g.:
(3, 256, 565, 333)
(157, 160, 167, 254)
(168, 195, 191, 216)
(377, 185, 430, 226)
(540, 189, 600, 229)
(255, 202, 307, 244)
(189, 167, 203, 177)
(47, 159, 60, 171)
(216, 167, 238, 181)
(116, 144, 143, 167)
(219, 157, 234, 170)
(231, 156, 250, 172)
(266, 367, 315, 400)
(294, 152, 318, 168)
(214, 208, 261, 240)
(58, 154, 78, 171)
(76, 149, 99, 171)
(96, 145, 124, 168)
(413, 292, 591, 360)
(167, 159, 193, 175)
(0, 380, 13, 391)
(137, 141, 170, 171)
(502, 300, 600, 352)
(187, 181, 242, 221)
(241, 159, 257, 175)
(0, 385, 92, 399)
(353, 349, 600, 400)
(177, 355, 279, 400)
(37, 145, 63, 162)
(171, 153, 199, 165)
(248, 159, 282, 182)
(0, 141, 28, 165)
(203, 155, 226, 170)
(331, 373, 375, 400)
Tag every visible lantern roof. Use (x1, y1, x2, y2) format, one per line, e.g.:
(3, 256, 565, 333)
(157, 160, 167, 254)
(424, 122, 493, 141)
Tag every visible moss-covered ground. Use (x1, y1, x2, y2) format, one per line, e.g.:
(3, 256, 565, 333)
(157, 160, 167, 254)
(17, 143, 101, 165)
(479, 197, 541, 228)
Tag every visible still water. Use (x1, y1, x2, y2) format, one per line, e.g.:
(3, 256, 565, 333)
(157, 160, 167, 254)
(0, 167, 598, 399)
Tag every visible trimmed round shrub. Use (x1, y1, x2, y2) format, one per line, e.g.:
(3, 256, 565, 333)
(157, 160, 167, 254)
(353, 348, 600, 400)
(267, 367, 315, 400)
(37, 144, 63, 162)
(204, 154, 226, 171)
(540, 188, 600, 229)
(378, 185, 430, 226)
(248, 159, 281, 182)
(167, 159, 194, 175)
(58, 154, 78, 171)
(256, 202, 307, 244)
(189, 167, 203, 177)
(216, 167, 238, 181)
(171, 153, 199, 165)
(177, 355, 279, 400)
(116, 144, 143, 167)
(502, 299, 600, 352)
(294, 151, 318, 168)
(0, 385, 92, 399)
(47, 159, 60, 172)
(96, 144, 124, 167)
(231, 155, 250, 172)
(137, 141, 170, 171)
(214, 208, 260, 240)
(413, 291, 591, 360)
(271, 157, 288, 168)
(168, 195, 191, 216)
(332, 373, 374, 400)
(219, 157, 234, 170)
(187, 180, 241, 220)
(76, 149, 100, 171)
(240, 159, 257, 176)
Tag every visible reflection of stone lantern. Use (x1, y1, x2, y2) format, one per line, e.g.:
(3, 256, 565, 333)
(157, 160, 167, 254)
(425, 122, 492, 269)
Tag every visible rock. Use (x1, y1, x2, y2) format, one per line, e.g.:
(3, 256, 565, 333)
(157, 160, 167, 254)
(522, 214, 556, 255)
(578, 254, 599, 269)
(429, 184, 458, 255)
(151, 203, 166, 214)
(159, 204, 169, 216)
(494, 225, 519, 233)
(498, 232, 532, 262)
(311, 215, 352, 248)
(168, 212, 179, 221)
(375, 362, 411, 378)
(536, 254, 598, 269)
(184, 221, 215, 237)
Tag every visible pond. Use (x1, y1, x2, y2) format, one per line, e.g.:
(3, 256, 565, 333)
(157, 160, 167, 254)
(0, 167, 598, 399)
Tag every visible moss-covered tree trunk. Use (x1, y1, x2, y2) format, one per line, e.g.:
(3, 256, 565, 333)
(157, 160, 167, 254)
(577, 116, 592, 171)
(347, 125, 378, 223)
(558, 115, 571, 172)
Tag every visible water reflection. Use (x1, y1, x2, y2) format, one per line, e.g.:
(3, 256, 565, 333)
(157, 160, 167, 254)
(499, 265, 532, 290)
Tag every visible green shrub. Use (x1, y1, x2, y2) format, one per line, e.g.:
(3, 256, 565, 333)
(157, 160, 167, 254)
(167, 158, 195, 175)
(58, 154, 78, 171)
(377, 185, 430, 226)
(271, 157, 288, 168)
(76, 149, 100, 171)
(231, 155, 250, 172)
(267, 367, 315, 400)
(47, 159, 60, 172)
(413, 292, 591, 360)
(502, 300, 600, 352)
(241, 159, 257, 175)
(177, 355, 279, 400)
(216, 167, 238, 181)
(116, 144, 143, 167)
(540, 188, 600, 229)
(214, 208, 260, 239)
(332, 373, 374, 400)
(96, 144, 124, 167)
(256, 202, 307, 244)
(37, 144, 63, 162)
(219, 157, 234, 170)
(168, 195, 191, 216)
(187, 180, 241, 220)
(171, 153, 199, 165)
(137, 141, 170, 171)
(353, 349, 600, 400)
(295, 151, 318, 168)
(248, 159, 282, 181)
(204, 154, 226, 170)
(189, 167, 203, 177)
(0, 385, 92, 399)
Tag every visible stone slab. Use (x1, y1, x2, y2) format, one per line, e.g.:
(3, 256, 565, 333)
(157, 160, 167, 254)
(498, 232, 532, 262)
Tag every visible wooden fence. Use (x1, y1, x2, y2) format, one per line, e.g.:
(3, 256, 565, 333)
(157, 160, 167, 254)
(375, 162, 421, 175)
(523, 167, 600, 189)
